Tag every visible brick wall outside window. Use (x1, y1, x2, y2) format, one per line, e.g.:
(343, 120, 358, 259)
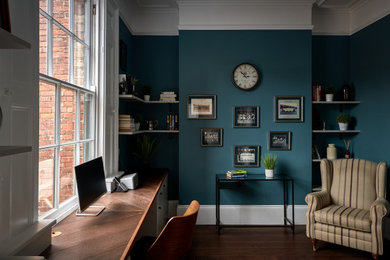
(38, 0, 90, 216)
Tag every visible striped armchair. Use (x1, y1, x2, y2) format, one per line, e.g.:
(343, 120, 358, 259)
(306, 159, 389, 259)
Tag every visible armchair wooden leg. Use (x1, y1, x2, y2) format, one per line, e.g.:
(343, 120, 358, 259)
(372, 253, 378, 260)
(311, 238, 317, 252)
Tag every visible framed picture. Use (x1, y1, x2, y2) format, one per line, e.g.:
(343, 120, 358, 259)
(200, 128, 223, 147)
(274, 96, 304, 122)
(233, 106, 259, 128)
(268, 131, 291, 150)
(233, 145, 260, 167)
(187, 95, 216, 119)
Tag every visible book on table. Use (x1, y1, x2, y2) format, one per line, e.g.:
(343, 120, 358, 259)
(226, 170, 247, 179)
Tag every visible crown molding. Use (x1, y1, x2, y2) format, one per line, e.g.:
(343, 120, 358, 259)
(350, 0, 390, 34)
(178, 0, 314, 31)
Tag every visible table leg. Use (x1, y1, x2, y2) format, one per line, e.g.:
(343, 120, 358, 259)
(292, 179, 295, 233)
(216, 176, 220, 233)
(283, 180, 286, 226)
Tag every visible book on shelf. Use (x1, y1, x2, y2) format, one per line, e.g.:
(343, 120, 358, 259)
(226, 170, 247, 179)
(312, 85, 321, 101)
(160, 91, 177, 101)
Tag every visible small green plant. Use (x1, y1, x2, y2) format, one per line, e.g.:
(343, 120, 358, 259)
(324, 86, 337, 94)
(132, 135, 161, 167)
(130, 76, 138, 86)
(336, 113, 351, 123)
(142, 85, 152, 95)
(262, 153, 277, 170)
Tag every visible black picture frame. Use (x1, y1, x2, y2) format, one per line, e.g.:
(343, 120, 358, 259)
(274, 96, 304, 122)
(233, 145, 260, 167)
(233, 106, 259, 128)
(200, 128, 223, 147)
(268, 131, 291, 150)
(187, 95, 216, 119)
(119, 40, 127, 72)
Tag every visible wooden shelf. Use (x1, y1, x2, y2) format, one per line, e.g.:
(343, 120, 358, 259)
(0, 28, 31, 49)
(0, 146, 32, 157)
(312, 101, 360, 104)
(312, 130, 360, 134)
(119, 95, 179, 104)
(119, 130, 179, 135)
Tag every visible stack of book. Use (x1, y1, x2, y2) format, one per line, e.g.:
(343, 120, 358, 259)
(119, 115, 135, 132)
(312, 85, 322, 101)
(226, 170, 247, 179)
(166, 114, 178, 130)
(160, 91, 177, 102)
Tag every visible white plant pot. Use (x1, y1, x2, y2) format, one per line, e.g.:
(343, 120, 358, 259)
(144, 95, 150, 101)
(325, 94, 334, 102)
(265, 169, 274, 178)
(338, 122, 348, 131)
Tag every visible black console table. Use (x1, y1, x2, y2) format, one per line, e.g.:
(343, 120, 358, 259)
(216, 174, 294, 233)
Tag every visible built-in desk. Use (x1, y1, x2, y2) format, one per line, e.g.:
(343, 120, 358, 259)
(42, 170, 167, 260)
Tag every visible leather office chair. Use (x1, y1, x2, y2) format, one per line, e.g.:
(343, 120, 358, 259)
(131, 200, 200, 260)
(306, 159, 389, 259)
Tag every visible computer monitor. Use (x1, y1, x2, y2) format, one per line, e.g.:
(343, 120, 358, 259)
(75, 157, 107, 216)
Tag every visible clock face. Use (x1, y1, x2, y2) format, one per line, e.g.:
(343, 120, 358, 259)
(232, 63, 259, 90)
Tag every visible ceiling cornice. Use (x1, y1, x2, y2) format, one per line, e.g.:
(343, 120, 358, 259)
(116, 0, 390, 36)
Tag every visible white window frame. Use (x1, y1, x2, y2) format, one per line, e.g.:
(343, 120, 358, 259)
(38, 0, 99, 221)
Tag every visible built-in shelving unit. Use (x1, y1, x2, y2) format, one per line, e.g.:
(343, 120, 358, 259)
(0, 146, 32, 157)
(119, 94, 179, 104)
(312, 99, 361, 191)
(312, 101, 360, 105)
(312, 130, 360, 133)
(0, 28, 31, 49)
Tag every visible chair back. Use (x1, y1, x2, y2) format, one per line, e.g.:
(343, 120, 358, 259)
(145, 200, 200, 260)
(321, 159, 387, 210)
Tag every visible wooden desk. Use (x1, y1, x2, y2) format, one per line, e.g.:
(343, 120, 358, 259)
(42, 170, 167, 260)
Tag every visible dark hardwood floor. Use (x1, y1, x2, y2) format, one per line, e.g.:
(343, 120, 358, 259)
(186, 225, 390, 260)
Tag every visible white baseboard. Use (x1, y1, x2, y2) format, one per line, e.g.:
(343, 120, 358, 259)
(177, 205, 308, 225)
(168, 200, 178, 218)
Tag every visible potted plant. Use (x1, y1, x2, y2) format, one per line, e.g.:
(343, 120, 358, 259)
(134, 113, 144, 131)
(132, 135, 160, 170)
(336, 113, 351, 130)
(130, 76, 138, 94)
(262, 153, 277, 178)
(324, 86, 337, 102)
(142, 85, 152, 101)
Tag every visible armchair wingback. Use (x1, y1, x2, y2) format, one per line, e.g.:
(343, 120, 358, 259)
(306, 159, 389, 259)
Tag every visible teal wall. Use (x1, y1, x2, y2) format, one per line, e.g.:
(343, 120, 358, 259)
(179, 30, 312, 205)
(119, 19, 179, 199)
(119, 18, 133, 74)
(350, 15, 390, 188)
(311, 15, 390, 194)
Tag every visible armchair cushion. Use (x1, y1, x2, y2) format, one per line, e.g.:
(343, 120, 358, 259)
(314, 205, 371, 232)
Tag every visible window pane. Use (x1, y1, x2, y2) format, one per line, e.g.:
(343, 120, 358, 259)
(60, 87, 76, 143)
(80, 141, 94, 164)
(39, 0, 48, 13)
(74, 0, 89, 41)
(80, 93, 93, 140)
(39, 15, 48, 75)
(59, 145, 75, 204)
(53, 0, 70, 31)
(74, 40, 86, 87)
(39, 148, 55, 216)
(39, 80, 56, 146)
(52, 24, 70, 82)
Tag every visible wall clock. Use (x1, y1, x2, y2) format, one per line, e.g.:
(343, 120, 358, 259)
(232, 63, 260, 90)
